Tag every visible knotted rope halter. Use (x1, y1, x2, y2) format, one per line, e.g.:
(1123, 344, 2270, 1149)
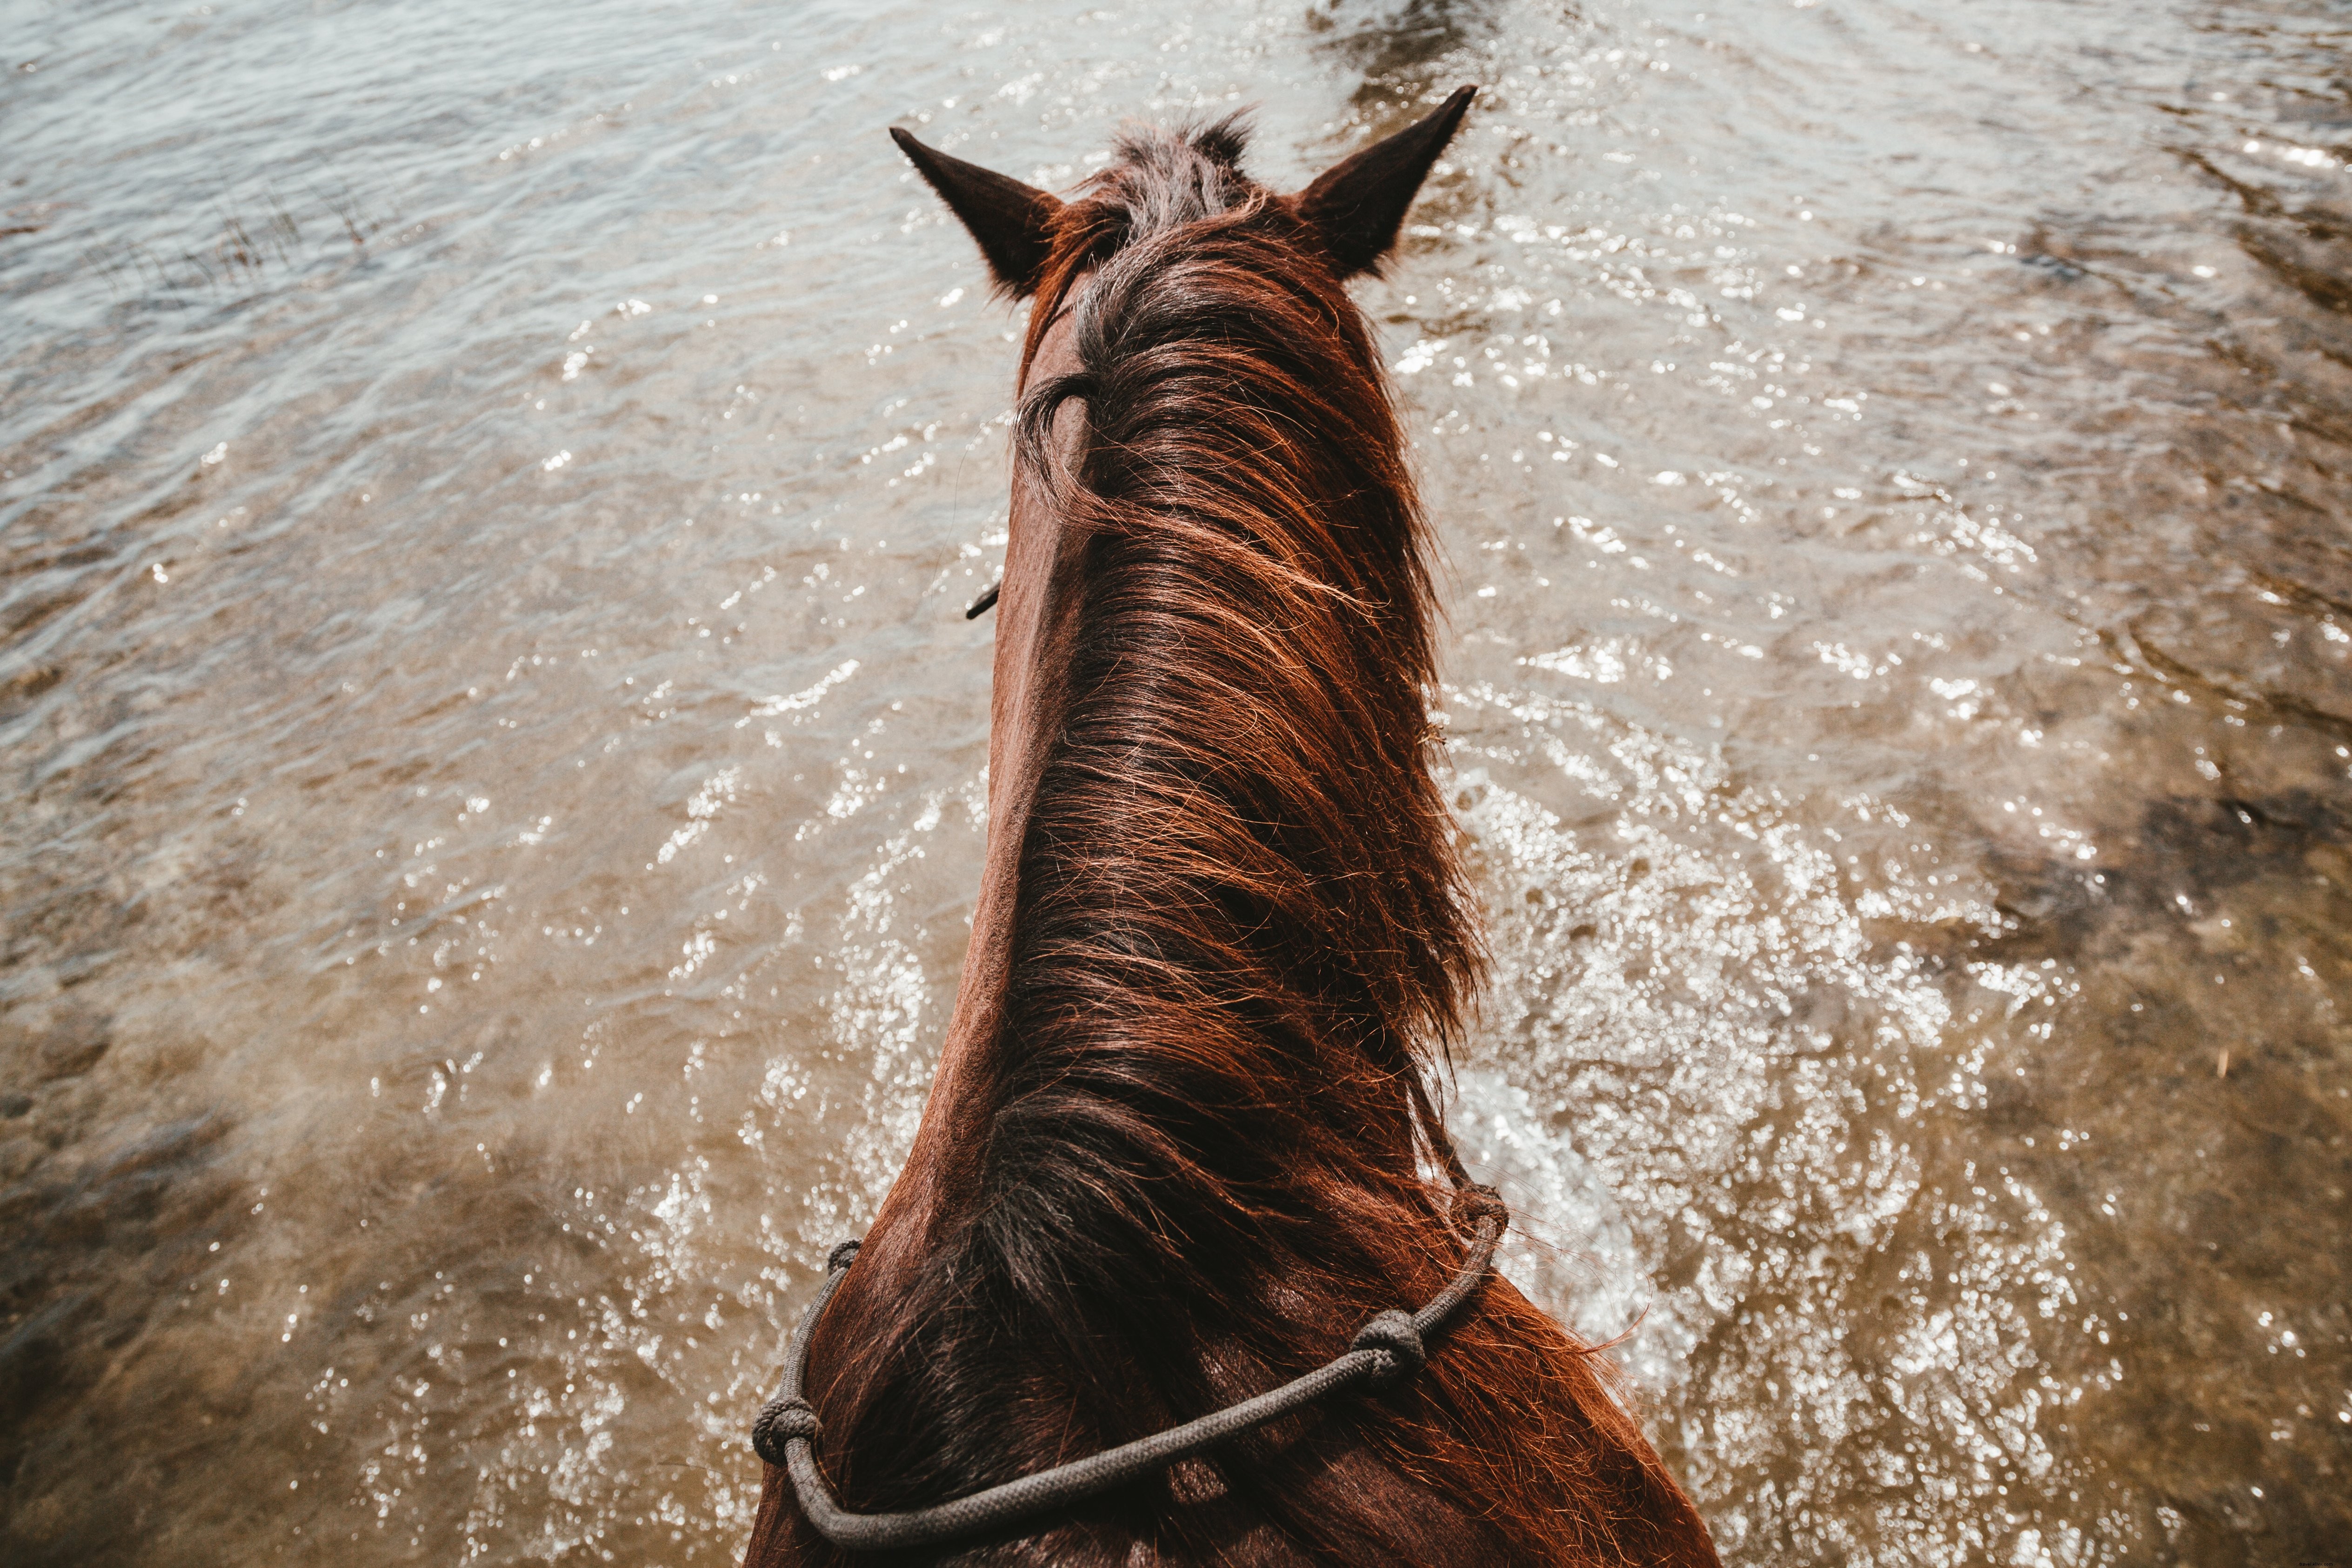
(751, 1187, 1507, 1552)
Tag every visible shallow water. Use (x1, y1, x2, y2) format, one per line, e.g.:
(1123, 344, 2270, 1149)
(3, 0, 2348, 1562)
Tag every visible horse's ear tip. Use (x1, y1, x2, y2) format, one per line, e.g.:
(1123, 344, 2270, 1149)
(889, 125, 920, 151)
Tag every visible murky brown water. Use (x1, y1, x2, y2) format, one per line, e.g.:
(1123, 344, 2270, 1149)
(5, 0, 2349, 1562)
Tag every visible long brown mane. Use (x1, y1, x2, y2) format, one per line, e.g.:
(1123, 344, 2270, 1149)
(745, 113, 1715, 1567)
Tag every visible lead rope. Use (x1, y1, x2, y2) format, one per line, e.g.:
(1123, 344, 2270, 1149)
(751, 1188, 1506, 1553)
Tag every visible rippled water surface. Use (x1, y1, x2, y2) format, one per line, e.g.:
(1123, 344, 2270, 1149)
(5, 0, 2350, 1562)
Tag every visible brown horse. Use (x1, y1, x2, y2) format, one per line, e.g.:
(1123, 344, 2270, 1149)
(743, 90, 1719, 1567)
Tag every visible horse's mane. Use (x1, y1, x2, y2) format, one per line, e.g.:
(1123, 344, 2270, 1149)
(780, 117, 1707, 1566)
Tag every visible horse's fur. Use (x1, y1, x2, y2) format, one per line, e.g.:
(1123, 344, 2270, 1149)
(743, 98, 1717, 1567)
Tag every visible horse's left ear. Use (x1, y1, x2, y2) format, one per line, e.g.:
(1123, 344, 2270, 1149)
(889, 127, 1064, 298)
(1294, 86, 1476, 279)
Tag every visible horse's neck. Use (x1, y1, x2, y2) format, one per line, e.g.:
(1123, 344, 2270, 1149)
(757, 280, 1721, 1568)
(862, 306, 1089, 1254)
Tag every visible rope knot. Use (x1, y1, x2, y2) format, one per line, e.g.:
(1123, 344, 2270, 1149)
(1456, 1184, 1506, 1229)
(826, 1239, 863, 1274)
(752, 1396, 821, 1466)
(1350, 1308, 1426, 1391)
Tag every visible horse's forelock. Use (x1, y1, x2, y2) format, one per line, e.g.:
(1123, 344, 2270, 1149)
(1018, 118, 1271, 379)
(1103, 113, 1258, 225)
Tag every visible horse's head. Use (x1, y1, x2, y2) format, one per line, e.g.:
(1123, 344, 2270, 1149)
(890, 85, 1474, 325)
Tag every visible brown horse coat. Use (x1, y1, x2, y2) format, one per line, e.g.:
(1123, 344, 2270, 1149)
(743, 92, 1719, 1568)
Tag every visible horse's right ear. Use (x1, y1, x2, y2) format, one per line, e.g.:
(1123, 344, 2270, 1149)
(889, 128, 1063, 298)
(1294, 87, 1476, 279)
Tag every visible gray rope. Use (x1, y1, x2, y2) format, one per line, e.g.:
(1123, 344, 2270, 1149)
(751, 1190, 1505, 1552)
